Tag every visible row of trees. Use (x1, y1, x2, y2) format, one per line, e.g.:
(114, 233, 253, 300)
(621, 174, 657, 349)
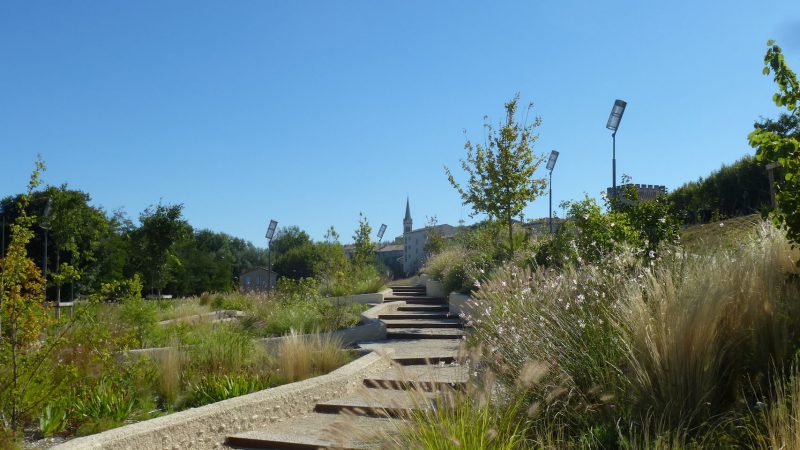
(0, 186, 269, 299)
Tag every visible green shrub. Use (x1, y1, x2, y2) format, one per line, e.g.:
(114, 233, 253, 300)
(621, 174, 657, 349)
(189, 325, 254, 375)
(72, 378, 137, 425)
(118, 296, 158, 348)
(39, 399, 69, 437)
(185, 373, 270, 407)
(393, 389, 530, 450)
(469, 221, 800, 444)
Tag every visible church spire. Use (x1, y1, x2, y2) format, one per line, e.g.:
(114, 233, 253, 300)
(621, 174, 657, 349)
(403, 197, 412, 233)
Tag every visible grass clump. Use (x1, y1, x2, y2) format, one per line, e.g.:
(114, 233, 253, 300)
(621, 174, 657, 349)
(461, 220, 800, 447)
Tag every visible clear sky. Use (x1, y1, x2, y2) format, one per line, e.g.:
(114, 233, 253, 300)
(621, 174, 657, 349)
(2, 1, 799, 244)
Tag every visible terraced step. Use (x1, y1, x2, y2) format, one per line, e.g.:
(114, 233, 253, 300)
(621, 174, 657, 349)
(383, 319, 464, 329)
(378, 313, 451, 320)
(363, 365, 468, 392)
(358, 340, 463, 366)
(395, 298, 447, 305)
(396, 304, 449, 312)
(314, 389, 437, 417)
(225, 413, 394, 449)
(386, 328, 466, 340)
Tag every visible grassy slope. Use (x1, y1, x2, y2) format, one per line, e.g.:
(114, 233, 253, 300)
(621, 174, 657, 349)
(680, 214, 763, 252)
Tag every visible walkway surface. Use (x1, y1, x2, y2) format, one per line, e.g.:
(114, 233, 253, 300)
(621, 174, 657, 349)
(224, 285, 468, 449)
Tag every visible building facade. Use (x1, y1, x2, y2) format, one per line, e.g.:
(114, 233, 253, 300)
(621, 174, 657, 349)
(239, 267, 278, 292)
(606, 184, 667, 202)
(401, 199, 458, 275)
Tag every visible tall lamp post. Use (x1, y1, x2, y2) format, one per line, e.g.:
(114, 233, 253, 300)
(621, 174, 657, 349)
(546, 150, 559, 233)
(605, 99, 627, 201)
(41, 198, 53, 303)
(265, 219, 278, 294)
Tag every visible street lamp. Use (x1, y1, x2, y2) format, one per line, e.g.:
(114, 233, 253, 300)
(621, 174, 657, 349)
(265, 219, 278, 293)
(377, 224, 387, 248)
(546, 150, 559, 233)
(606, 99, 627, 200)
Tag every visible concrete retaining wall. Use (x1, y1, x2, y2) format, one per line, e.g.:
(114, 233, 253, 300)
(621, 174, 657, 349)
(425, 279, 444, 298)
(52, 349, 394, 450)
(448, 291, 488, 321)
(121, 302, 399, 361)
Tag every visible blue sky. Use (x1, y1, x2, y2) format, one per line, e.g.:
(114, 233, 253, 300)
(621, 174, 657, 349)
(2, 1, 799, 244)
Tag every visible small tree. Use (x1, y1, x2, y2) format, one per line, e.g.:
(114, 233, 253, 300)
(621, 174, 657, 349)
(0, 159, 50, 431)
(423, 216, 446, 257)
(446, 94, 547, 257)
(130, 203, 191, 295)
(352, 213, 374, 268)
(749, 40, 800, 247)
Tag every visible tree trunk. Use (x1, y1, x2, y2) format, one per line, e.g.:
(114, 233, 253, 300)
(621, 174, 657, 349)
(508, 210, 514, 258)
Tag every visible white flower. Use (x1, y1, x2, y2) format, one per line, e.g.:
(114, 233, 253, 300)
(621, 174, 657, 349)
(720, 222, 725, 227)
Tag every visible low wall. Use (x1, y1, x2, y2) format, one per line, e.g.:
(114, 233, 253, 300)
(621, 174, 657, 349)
(255, 301, 397, 352)
(52, 350, 394, 450)
(448, 291, 488, 321)
(122, 302, 399, 361)
(425, 279, 444, 298)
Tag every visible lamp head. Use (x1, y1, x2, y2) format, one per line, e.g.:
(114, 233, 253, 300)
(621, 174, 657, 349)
(265, 219, 278, 240)
(606, 99, 627, 132)
(546, 150, 559, 171)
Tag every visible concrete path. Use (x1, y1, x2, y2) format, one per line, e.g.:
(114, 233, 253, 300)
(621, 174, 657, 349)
(224, 285, 468, 449)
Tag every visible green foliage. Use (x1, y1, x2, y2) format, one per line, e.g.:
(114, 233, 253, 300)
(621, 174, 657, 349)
(129, 203, 192, 295)
(118, 295, 158, 349)
(395, 391, 530, 450)
(351, 212, 374, 268)
(749, 40, 800, 248)
(669, 154, 772, 224)
(189, 324, 254, 375)
(423, 216, 447, 256)
(446, 94, 547, 257)
(467, 221, 800, 446)
(93, 274, 143, 303)
(38, 400, 68, 437)
(185, 373, 270, 408)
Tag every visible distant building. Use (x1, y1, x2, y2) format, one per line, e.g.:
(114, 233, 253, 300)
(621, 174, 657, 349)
(606, 184, 667, 202)
(376, 244, 404, 276)
(239, 267, 277, 292)
(401, 199, 458, 275)
(342, 243, 405, 277)
(525, 217, 566, 234)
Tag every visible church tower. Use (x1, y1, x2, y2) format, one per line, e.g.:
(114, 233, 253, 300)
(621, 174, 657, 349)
(403, 198, 412, 234)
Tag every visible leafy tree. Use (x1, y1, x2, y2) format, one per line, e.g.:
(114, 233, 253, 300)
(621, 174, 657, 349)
(668, 155, 771, 224)
(272, 226, 316, 280)
(445, 94, 547, 257)
(0, 159, 69, 432)
(351, 213, 374, 268)
(749, 40, 800, 247)
(423, 216, 447, 256)
(129, 203, 191, 296)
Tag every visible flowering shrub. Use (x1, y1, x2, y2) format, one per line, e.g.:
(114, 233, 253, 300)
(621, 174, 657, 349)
(464, 221, 800, 445)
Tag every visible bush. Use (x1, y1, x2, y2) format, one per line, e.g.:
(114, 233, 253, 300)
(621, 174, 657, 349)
(467, 221, 800, 445)
(185, 373, 270, 408)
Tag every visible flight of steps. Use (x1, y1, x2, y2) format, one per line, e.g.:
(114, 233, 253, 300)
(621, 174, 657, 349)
(224, 285, 468, 449)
